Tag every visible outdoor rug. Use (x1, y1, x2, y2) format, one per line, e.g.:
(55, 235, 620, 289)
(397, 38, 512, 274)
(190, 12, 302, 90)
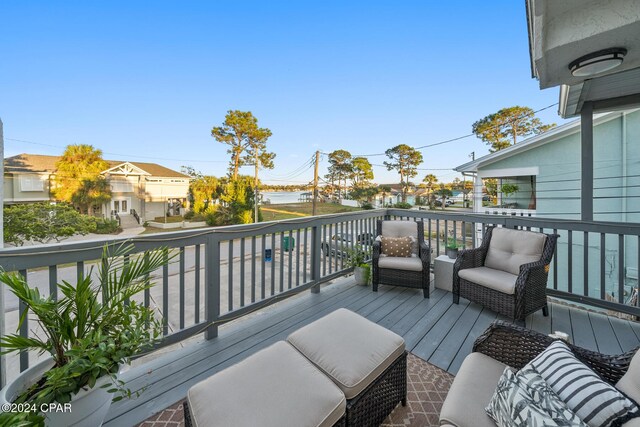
(137, 353, 454, 427)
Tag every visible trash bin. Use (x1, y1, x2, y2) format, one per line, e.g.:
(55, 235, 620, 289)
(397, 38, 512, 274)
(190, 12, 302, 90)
(283, 236, 295, 251)
(264, 249, 272, 261)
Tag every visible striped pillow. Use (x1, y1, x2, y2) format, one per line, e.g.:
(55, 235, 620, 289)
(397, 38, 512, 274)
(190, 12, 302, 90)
(529, 340, 640, 427)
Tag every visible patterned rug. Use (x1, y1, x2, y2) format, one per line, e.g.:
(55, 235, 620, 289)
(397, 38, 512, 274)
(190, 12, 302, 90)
(138, 353, 454, 427)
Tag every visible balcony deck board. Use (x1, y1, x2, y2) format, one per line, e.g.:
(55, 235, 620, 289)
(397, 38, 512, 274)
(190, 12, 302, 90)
(609, 316, 640, 352)
(589, 311, 623, 354)
(448, 307, 499, 374)
(569, 306, 598, 349)
(105, 277, 639, 427)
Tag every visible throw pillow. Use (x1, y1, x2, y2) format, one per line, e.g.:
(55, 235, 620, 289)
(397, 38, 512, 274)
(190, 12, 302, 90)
(486, 367, 586, 427)
(529, 340, 640, 427)
(381, 236, 412, 257)
(516, 367, 586, 425)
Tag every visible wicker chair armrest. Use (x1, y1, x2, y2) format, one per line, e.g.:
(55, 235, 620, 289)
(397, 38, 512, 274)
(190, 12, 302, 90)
(515, 260, 549, 295)
(473, 321, 637, 384)
(373, 241, 381, 267)
(519, 259, 549, 274)
(453, 246, 486, 273)
(419, 241, 430, 266)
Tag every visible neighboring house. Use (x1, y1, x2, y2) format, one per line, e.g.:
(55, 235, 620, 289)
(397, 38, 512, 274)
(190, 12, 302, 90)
(4, 154, 190, 222)
(455, 109, 640, 302)
(373, 184, 416, 207)
(455, 109, 640, 221)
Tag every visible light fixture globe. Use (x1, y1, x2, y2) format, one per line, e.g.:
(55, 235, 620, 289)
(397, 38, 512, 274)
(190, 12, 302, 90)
(569, 48, 627, 77)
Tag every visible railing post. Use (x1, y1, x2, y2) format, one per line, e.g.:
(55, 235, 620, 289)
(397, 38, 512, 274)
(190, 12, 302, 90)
(311, 225, 321, 294)
(205, 234, 220, 340)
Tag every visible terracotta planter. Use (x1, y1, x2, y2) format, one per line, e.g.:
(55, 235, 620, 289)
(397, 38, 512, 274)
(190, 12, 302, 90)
(0, 358, 116, 427)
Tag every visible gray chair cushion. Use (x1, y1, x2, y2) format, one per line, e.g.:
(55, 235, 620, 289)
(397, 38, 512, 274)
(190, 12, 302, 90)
(187, 341, 346, 427)
(458, 267, 518, 295)
(287, 308, 405, 399)
(378, 256, 423, 272)
(440, 352, 507, 427)
(484, 228, 546, 275)
(381, 220, 418, 255)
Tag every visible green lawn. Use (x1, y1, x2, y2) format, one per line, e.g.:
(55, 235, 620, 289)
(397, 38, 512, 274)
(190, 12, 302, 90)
(261, 202, 362, 221)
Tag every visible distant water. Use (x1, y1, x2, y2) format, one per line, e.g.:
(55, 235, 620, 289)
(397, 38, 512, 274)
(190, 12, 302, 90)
(261, 191, 306, 204)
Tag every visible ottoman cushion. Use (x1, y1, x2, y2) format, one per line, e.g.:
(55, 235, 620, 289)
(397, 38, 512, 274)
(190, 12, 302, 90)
(287, 308, 406, 399)
(186, 341, 346, 427)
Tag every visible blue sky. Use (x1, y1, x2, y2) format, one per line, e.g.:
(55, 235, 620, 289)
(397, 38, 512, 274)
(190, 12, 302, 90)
(0, 1, 565, 185)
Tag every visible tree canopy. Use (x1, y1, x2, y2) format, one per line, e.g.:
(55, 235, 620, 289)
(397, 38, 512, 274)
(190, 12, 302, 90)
(350, 157, 374, 188)
(471, 106, 556, 152)
(53, 144, 111, 215)
(4, 203, 97, 246)
(211, 110, 272, 180)
(326, 150, 353, 201)
(383, 144, 423, 202)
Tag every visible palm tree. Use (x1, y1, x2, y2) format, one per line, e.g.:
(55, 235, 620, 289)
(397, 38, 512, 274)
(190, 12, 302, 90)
(54, 144, 111, 214)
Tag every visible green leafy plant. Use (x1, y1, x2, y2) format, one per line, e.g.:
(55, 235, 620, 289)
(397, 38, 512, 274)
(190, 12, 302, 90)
(0, 243, 171, 425)
(393, 202, 413, 209)
(4, 203, 97, 246)
(94, 218, 121, 234)
(501, 183, 520, 198)
(446, 237, 460, 249)
(346, 248, 370, 268)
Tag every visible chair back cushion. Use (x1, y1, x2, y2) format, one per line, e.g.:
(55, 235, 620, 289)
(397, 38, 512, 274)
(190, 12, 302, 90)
(381, 236, 413, 257)
(381, 221, 418, 254)
(484, 228, 546, 275)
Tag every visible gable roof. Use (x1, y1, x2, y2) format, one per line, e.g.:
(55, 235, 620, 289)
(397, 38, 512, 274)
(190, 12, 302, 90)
(4, 154, 189, 178)
(5, 154, 58, 174)
(454, 110, 629, 173)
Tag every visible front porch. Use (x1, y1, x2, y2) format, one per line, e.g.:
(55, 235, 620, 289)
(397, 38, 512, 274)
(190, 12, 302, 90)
(109, 275, 640, 426)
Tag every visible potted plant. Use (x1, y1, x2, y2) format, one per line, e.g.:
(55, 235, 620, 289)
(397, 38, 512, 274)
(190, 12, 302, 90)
(0, 243, 170, 426)
(347, 248, 370, 286)
(446, 237, 460, 259)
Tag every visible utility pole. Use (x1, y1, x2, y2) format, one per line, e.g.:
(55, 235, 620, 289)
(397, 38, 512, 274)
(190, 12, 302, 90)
(312, 151, 320, 216)
(254, 149, 259, 223)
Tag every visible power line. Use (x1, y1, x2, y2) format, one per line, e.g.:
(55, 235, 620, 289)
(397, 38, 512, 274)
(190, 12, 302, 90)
(347, 103, 559, 157)
(6, 137, 229, 163)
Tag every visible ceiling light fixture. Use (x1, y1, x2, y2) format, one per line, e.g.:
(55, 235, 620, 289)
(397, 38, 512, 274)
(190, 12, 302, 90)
(569, 48, 627, 77)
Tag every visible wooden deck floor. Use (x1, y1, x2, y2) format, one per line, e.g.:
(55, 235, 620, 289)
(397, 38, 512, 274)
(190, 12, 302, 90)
(106, 277, 640, 427)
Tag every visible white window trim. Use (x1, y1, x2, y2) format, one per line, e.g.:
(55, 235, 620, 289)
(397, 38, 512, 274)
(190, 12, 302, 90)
(19, 175, 46, 192)
(478, 167, 539, 179)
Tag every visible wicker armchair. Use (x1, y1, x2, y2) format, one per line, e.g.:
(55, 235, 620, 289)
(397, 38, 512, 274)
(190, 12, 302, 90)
(473, 321, 637, 385)
(372, 220, 431, 298)
(440, 320, 639, 427)
(453, 226, 558, 320)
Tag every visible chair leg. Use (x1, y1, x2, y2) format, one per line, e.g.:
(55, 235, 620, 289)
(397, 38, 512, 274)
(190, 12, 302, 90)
(542, 305, 549, 317)
(453, 294, 459, 304)
(372, 283, 378, 292)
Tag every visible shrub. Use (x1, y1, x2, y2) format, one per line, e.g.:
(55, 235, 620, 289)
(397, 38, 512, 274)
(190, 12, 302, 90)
(393, 202, 413, 209)
(94, 218, 121, 234)
(183, 210, 195, 220)
(360, 202, 374, 210)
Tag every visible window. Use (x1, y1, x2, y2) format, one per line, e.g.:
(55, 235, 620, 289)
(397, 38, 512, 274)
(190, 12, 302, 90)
(111, 179, 133, 192)
(20, 175, 45, 192)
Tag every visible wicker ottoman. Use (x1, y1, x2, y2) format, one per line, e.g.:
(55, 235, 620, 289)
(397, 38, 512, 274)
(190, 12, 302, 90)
(184, 341, 346, 427)
(287, 308, 407, 427)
